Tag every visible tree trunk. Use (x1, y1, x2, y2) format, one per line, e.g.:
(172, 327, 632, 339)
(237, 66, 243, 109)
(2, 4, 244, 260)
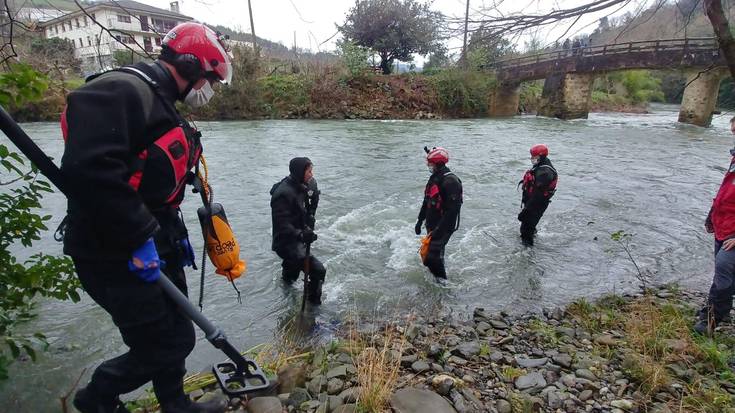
(704, 0, 735, 80)
(247, 0, 258, 59)
(380, 54, 392, 74)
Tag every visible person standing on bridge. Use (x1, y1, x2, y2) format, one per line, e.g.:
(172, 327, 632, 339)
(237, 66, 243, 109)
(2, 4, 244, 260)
(696, 116, 735, 336)
(270, 157, 326, 305)
(518, 144, 558, 246)
(415, 147, 463, 280)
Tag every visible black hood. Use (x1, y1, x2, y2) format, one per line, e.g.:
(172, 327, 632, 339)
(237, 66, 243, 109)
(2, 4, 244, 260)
(289, 157, 312, 183)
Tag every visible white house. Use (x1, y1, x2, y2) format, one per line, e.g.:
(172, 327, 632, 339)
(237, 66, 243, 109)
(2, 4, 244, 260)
(40, 0, 192, 73)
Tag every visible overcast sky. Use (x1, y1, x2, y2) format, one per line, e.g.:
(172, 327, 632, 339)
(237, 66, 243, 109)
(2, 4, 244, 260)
(142, 0, 647, 54)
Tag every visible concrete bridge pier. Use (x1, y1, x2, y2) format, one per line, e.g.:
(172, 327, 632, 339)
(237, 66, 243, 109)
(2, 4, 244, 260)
(678, 68, 729, 127)
(488, 81, 521, 116)
(538, 72, 594, 120)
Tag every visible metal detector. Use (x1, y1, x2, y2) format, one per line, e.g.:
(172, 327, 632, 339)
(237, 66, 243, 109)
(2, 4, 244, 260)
(0, 105, 269, 397)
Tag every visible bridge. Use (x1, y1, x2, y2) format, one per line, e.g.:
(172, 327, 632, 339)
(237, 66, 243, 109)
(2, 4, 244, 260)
(486, 38, 729, 126)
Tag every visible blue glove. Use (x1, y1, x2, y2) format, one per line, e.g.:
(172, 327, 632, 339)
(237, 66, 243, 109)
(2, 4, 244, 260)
(178, 237, 196, 268)
(128, 238, 162, 283)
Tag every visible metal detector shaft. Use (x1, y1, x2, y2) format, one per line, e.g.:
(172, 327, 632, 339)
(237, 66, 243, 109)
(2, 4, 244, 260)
(1, 104, 269, 396)
(0, 106, 68, 193)
(300, 242, 312, 313)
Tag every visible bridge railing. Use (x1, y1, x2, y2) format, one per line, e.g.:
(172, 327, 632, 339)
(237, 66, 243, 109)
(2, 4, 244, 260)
(488, 37, 718, 69)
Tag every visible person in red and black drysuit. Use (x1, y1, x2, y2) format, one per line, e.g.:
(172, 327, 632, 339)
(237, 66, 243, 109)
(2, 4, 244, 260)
(518, 144, 558, 246)
(60, 23, 232, 413)
(696, 116, 735, 336)
(415, 147, 463, 280)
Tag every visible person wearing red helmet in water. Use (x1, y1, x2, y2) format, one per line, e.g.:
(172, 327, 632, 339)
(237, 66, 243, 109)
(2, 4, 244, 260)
(518, 144, 558, 246)
(415, 146, 463, 280)
(60, 22, 232, 413)
(695, 115, 735, 336)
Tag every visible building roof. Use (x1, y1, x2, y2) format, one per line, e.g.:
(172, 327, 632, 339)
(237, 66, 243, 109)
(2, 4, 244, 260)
(40, 0, 192, 26)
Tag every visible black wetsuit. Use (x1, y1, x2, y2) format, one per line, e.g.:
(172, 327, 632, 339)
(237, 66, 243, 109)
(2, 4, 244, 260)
(270, 157, 325, 304)
(519, 157, 557, 246)
(417, 165, 463, 279)
(60, 62, 200, 406)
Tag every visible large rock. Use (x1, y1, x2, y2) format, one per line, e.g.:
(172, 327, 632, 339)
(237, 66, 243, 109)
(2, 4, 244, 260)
(327, 378, 344, 395)
(288, 387, 311, 407)
(514, 372, 547, 391)
(453, 341, 481, 359)
(326, 365, 349, 380)
(390, 388, 457, 413)
(307, 375, 327, 396)
(277, 362, 307, 394)
(337, 387, 360, 404)
(496, 399, 512, 413)
(431, 374, 456, 396)
(411, 360, 430, 373)
(246, 397, 282, 413)
(515, 357, 548, 368)
(552, 354, 572, 368)
(333, 405, 356, 413)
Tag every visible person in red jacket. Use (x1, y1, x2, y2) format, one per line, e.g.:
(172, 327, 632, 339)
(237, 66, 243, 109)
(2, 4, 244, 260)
(62, 23, 232, 413)
(697, 116, 735, 336)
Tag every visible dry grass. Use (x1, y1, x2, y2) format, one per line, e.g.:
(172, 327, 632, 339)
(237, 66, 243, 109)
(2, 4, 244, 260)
(623, 297, 699, 395)
(350, 318, 409, 413)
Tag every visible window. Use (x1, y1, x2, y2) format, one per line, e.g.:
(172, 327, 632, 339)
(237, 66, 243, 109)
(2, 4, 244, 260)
(87, 36, 91, 46)
(75, 18, 80, 28)
(61, 22, 66, 32)
(94, 34, 99, 45)
(68, 21, 72, 31)
(152, 18, 176, 32)
(117, 14, 131, 23)
(115, 34, 135, 44)
(79, 38, 84, 48)
(91, 13, 95, 21)
(54, 25, 58, 34)
(84, 16, 88, 26)
(155, 37, 161, 46)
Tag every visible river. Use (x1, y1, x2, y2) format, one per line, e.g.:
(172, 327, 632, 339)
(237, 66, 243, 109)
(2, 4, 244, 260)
(1, 104, 731, 410)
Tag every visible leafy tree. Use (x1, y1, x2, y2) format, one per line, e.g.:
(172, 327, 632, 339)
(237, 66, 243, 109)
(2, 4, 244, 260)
(28, 37, 80, 74)
(0, 65, 81, 380)
(339, 0, 441, 74)
(422, 45, 450, 74)
(337, 39, 370, 77)
(466, 30, 516, 69)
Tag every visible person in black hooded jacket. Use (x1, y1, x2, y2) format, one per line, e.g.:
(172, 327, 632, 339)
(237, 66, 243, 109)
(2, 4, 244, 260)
(518, 144, 558, 246)
(415, 147, 463, 280)
(270, 157, 325, 304)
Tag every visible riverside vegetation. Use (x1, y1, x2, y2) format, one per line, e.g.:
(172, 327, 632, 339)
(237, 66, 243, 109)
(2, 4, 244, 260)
(5, 38, 685, 123)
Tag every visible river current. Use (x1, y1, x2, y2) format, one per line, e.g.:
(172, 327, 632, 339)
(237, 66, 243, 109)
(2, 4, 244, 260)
(1, 104, 732, 410)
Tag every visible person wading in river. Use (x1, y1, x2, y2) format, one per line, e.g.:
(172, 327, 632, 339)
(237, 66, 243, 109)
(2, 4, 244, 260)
(415, 147, 463, 280)
(696, 116, 735, 336)
(518, 144, 558, 246)
(270, 157, 326, 304)
(61, 23, 231, 413)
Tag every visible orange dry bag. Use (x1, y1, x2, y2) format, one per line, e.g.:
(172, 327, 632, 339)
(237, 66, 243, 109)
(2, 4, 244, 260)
(197, 203, 246, 280)
(419, 234, 431, 264)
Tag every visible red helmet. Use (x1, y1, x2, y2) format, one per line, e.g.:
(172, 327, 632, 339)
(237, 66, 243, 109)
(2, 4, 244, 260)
(426, 147, 449, 164)
(530, 144, 548, 157)
(162, 22, 232, 84)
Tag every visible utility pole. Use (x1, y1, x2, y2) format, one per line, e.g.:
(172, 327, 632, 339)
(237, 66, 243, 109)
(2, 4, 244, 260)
(247, 0, 257, 58)
(461, 0, 470, 69)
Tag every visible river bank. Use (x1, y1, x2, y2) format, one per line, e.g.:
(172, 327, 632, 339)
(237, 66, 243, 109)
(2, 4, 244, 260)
(118, 284, 734, 413)
(9, 70, 654, 122)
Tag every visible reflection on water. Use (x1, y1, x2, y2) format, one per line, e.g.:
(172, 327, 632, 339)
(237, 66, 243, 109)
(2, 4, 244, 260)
(1, 104, 731, 409)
